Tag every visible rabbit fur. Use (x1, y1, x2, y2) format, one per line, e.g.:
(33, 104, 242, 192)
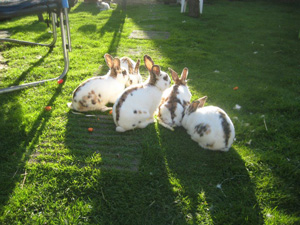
(120, 57, 143, 87)
(113, 55, 171, 132)
(157, 67, 192, 131)
(182, 96, 235, 151)
(67, 54, 129, 112)
(97, 1, 110, 11)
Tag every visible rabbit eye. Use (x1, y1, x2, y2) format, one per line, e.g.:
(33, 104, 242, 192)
(122, 70, 127, 75)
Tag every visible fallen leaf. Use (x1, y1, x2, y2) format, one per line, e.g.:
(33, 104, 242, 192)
(233, 86, 239, 90)
(88, 128, 94, 132)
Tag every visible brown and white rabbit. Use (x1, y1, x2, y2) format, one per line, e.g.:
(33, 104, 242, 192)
(181, 96, 235, 151)
(112, 55, 171, 132)
(67, 54, 129, 112)
(120, 57, 143, 87)
(157, 67, 192, 131)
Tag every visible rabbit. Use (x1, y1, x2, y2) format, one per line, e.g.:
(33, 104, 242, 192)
(67, 53, 129, 112)
(120, 57, 143, 87)
(157, 67, 192, 131)
(181, 96, 235, 151)
(97, 1, 110, 11)
(112, 55, 171, 132)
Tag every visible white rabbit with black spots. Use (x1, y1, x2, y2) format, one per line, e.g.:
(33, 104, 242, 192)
(120, 57, 143, 87)
(182, 96, 235, 151)
(67, 54, 129, 112)
(113, 55, 171, 132)
(157, 67, 192, 131)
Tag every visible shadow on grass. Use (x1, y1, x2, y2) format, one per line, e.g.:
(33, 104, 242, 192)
(77, 24, 97, 33)
(98, 4, 126, 54)
(155, 125, 264, 224)
(4, 47, 54, 88)
(0, 92, 26, 211)
(75, 3, 126, 55)
(63, 114, 192, 224)
(0, 78, 67, 215)
(0, 20, 48, 35)
(71, 1, 100, 16)
(62, 112, 264, 224)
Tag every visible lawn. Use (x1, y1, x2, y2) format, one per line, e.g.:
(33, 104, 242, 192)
(0, 0, 300, 224)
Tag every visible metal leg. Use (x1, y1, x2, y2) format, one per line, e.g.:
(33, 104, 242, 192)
(58, 9, 69, 80)
(200, 0, 203, 14)
(64, 8, 71, 52)
(181, 0, 187, 13)
(0, 10, 70, 94)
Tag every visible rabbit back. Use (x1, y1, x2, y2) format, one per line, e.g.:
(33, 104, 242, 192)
(158, 100, 184, 128)
(113, 84, 163, 131)
(182, 106, 235, 151)
(158, 81, 191, 129)
(68, 53, 129, 112)
(70, 76, 125, 112)
(113, 55, 171, 132)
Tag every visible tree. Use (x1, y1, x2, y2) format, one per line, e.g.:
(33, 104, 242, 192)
(188, 0, 199, 18)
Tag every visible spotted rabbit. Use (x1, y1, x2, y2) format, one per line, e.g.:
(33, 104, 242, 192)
(120, 57, 142, 87)
(157, 67, 192, 130)
(113, 55, 171, 132)
(182, 96, 235, 151)
(67, 54, 128, 112)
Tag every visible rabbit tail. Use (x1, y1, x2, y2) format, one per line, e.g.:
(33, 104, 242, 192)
(67, 102, 73, 109)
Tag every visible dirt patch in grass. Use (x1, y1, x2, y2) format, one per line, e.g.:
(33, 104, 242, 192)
(129, 30, 170, 39)
(0, 30, 10, 38)
(0, 54, 8, 70)
(0, 31, 9, 70)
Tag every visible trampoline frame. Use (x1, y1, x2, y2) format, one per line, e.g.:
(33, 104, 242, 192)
(0, 0, 72, 94)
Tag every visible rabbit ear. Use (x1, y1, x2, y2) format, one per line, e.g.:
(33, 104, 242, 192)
(104, 53, 114, 69)
(168, 68, 179, 82)
(197, 96, 208, 108)
(189, 100, 200, 113)
(144, 55, 154, 72)
(113, 57, 121, 70)
(188, 96, 207, 113)
(134, 59, 140, 74)
(148, 65, 160, 85)
(181, 67, 188, 82)
(123, 58, 133, 74)
(152, 65, 161, 76)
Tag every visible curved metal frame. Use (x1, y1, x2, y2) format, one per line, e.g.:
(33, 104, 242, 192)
(0, 0, 71, 94)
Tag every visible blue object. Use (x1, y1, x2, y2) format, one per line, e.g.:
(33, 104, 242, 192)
(62, 0, 69, 9)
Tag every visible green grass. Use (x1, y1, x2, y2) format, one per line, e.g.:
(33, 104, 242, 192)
(1, 0, 300, 224)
